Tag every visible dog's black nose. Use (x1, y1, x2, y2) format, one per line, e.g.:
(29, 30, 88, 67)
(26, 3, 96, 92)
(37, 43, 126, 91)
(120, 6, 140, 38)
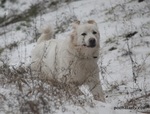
(89, 38, 96, 47)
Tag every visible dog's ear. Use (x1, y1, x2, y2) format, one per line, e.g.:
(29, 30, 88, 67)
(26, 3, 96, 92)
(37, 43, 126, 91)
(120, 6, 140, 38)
(87, 20, 97, 25)
(70, 30, 76, 45)
(71, 20, 80, 29)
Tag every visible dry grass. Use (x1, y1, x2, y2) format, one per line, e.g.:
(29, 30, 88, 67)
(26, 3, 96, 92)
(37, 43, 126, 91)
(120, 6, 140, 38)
(0, 62, 94, 114)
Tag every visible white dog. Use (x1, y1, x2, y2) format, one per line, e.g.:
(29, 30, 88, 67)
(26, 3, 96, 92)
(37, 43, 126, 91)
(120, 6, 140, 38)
(31, 20, 105, 102)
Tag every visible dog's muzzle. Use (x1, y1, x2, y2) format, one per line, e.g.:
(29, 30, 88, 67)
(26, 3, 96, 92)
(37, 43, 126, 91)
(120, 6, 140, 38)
(88, 38, 96, 48)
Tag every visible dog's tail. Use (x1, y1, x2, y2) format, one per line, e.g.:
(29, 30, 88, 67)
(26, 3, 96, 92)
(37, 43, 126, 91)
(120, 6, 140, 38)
(37, 25, 54, 44)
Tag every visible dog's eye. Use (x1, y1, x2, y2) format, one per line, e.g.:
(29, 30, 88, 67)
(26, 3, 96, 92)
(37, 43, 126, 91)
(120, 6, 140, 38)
(81, 33, 87, 36)
(93, 31, 97, 34)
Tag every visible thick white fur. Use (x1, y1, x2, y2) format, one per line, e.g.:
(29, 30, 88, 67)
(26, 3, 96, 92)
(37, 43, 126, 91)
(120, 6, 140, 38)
(31, 20, 105, 102)
(37, 25, 54, 44)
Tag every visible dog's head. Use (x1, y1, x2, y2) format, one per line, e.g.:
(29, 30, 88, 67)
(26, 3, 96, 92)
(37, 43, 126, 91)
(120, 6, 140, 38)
(71, 20, 100, 49)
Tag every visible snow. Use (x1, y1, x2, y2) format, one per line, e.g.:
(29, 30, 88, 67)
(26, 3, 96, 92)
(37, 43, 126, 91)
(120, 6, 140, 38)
(0, 0, 150, 113)
(9, 43, 35, 67)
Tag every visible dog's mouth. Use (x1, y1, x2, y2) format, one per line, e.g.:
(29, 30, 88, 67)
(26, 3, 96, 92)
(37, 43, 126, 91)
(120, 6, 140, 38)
(83, 44, 96, 48)
(75, 44, 96, 48)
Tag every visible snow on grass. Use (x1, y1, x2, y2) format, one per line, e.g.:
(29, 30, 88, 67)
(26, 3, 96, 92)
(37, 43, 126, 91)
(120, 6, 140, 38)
(9, 43, 35, 66)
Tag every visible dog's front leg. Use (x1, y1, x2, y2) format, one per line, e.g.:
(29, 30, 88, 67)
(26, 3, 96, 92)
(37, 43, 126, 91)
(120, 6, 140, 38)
(86, 75, 105, 102)
(68, 84, 83, 96)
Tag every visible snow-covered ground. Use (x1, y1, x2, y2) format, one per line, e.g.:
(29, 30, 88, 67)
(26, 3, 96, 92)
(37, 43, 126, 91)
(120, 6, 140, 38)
(0, 0, 150, 114)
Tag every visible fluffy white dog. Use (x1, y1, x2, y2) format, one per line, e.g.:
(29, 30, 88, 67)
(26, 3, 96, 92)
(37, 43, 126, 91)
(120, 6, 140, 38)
(31, 20, 105, 102)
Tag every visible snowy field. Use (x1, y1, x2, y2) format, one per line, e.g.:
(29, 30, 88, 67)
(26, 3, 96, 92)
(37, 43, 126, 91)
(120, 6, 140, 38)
(0, 0, 150, 114)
